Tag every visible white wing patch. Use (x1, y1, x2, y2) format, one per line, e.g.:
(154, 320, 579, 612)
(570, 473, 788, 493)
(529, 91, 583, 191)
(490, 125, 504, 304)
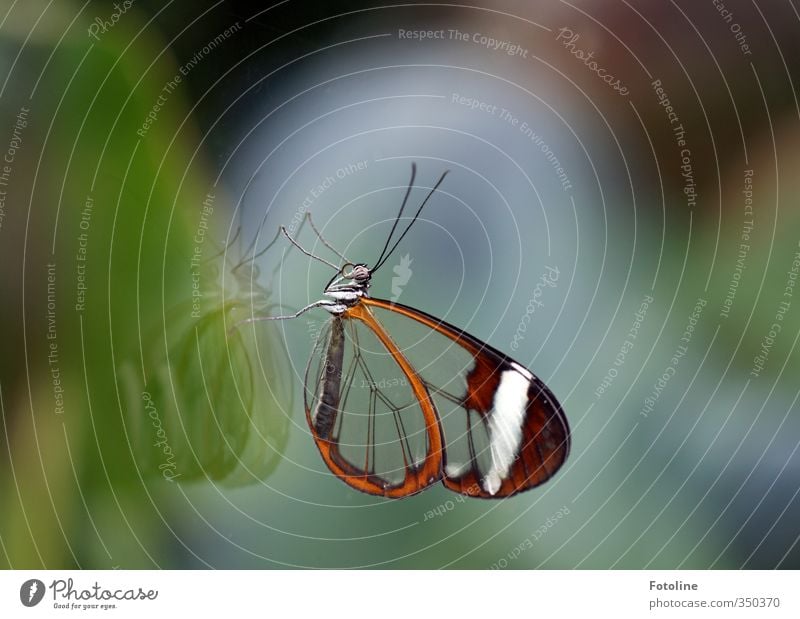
(483, 370, 529, 495)
(510, 360, 533, 380)
(445, 461, 470, 478)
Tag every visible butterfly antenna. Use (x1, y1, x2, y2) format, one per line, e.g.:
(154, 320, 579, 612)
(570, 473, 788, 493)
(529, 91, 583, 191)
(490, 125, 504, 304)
(373, 168, 449, 273)
(372, 162, 417, 269)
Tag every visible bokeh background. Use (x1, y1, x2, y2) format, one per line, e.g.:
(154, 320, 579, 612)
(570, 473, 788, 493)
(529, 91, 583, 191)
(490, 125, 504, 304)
(1, 0, 799, 569)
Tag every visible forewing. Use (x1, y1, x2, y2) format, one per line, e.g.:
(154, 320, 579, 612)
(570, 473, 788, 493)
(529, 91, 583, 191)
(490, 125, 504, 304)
(362, 298, 570, 498)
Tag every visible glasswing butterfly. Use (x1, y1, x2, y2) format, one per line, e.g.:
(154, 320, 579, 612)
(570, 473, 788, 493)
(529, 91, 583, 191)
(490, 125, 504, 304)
(248, 164, 570, 498)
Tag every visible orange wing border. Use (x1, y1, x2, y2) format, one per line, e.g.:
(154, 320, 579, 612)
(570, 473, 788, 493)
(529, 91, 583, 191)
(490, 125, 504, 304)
(306, 302, 445, 498)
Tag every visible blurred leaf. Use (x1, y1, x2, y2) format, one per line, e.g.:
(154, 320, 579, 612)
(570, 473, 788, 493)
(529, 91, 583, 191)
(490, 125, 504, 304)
(120, 255, 291, 486)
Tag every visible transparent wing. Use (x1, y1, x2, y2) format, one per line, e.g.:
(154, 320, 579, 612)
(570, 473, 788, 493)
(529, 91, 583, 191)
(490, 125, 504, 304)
(361, 297, 570, 498)
(304, 313, 443, 498)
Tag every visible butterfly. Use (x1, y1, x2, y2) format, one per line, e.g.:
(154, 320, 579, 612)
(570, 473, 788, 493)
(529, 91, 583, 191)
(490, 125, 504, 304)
(249, 164, 570, 498)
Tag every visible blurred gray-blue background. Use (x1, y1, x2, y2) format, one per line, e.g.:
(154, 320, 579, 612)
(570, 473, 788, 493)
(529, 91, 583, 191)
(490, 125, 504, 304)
(1, 0, 798, 568)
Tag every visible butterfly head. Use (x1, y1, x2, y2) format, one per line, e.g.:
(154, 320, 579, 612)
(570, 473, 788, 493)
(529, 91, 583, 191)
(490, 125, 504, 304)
(321, 263, 372, 312)
(343, 262, 372, 285)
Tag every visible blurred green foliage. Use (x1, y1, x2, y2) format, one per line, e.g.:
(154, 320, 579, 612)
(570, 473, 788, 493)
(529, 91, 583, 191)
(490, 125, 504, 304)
(0, 3, 289, 568)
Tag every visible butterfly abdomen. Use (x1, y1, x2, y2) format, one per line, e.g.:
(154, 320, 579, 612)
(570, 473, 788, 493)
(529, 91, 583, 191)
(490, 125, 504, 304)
(313, 318, 345, 438)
